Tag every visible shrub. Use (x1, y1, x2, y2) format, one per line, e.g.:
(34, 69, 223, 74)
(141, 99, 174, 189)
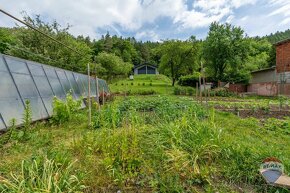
(178, 73, 200, 87)
(174, 87, 181, 95)
(51, 92, 82, 125)
(173, 87, 187, 95)
(187, 87, 194, 96)
(135, 89, 156, 95)
(142, 82, 145, 86)
(20, 100, 32, 140)
(210, 88, 236, 97)
(131, 82, 134, 86)
(0, 118, 16, 146)
(149, 83, 153, 86)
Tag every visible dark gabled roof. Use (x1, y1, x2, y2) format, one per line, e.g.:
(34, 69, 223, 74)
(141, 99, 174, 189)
(274, 38, 290, 46)
(251, 66, 276, 74)
(134, 62, 157, 69)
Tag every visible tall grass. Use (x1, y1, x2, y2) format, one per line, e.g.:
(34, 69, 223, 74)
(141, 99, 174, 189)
(0, 156, 85, 192)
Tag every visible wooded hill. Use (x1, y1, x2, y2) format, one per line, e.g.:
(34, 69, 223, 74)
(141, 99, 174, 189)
(0, 14, 288, 85)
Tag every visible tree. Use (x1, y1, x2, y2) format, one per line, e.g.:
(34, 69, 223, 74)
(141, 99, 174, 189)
(0, 27, 16, 53)
(203, 22, 249, 82)
(95, 52, 133, 81)
(6, 14, 92, 73)
(158, 39, 198, 86)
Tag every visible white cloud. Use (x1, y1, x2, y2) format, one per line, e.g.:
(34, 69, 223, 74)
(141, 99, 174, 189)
(0, 0, 273, 40)
(0, 0, 256, 38)
(135, 30, 160, 41)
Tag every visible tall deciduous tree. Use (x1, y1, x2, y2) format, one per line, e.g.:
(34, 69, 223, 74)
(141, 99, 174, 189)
(203, 22, 249, 82)
(159, 39, 198, 86)
(95, 52, 133, 81)
(6, 14, 92, 73)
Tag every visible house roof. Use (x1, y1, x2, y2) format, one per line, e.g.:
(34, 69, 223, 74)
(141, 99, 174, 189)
(274, 38, 290, 46)
(251, 66, 276, 74)
(134, 63, 157, 69)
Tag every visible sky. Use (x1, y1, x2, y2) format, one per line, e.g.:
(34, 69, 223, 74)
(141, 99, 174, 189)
(0, 0, 290, 41)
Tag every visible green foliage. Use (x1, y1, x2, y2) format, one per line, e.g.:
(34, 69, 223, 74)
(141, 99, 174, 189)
(178, 73, 200, 87)
(95, 52, 133, 81)
(210, 88, 237, 97)
(0, 119, 16, 147)
(0, 96, 289, 192)
(20, 100, 33, 140)
(4, 14, 91, 73)
(158, 39, 199, 86)
(204, 22, 249, 82)
(278, 95, 288, 110)
(51, 92, 82, 125)
(0, 28, 16, 53)
(266, 29, 290, 44)
(0, 155, 85, 192)
(174, 86, 195, 96)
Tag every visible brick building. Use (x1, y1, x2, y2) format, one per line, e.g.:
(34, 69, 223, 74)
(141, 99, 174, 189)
(275, 39, 290, 95)
(247, 38, 290, 96)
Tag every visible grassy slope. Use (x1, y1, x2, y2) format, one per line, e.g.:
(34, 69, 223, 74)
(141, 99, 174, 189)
(110, 74, 192, 95)
(0, 96, 289, 192)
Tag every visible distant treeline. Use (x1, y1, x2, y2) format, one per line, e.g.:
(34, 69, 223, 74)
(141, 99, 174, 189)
(265, 29, 290, 44)
(0, 13, 287, 85)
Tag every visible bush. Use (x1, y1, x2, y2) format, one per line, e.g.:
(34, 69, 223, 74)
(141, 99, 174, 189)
(149, 83, 153, 86)
(210, 88, 237, 97)
(187, 87, 194, 96)
(51, 92, 82, 125)
(178, 74, 200, 87)
(142, 82, 145, 86)
(174, 87, 182, 95)
(173, 87, 187, 95)
(135, 89, 156, 95)
(131, 82, 134, 86)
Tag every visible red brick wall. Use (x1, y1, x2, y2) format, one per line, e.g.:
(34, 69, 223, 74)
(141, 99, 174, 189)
(229, 84, 247, 93)
(247, 82, 278, 96)
(276, 40, 290, 73)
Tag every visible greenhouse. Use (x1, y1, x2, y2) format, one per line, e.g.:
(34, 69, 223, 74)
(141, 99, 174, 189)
(0, 54, 108, 131)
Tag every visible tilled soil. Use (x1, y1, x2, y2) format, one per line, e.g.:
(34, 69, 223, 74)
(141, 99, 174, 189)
(219, 109, 290, 119)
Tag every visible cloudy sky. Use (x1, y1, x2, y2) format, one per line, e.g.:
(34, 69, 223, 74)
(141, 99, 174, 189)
(0, 0, 290, 41)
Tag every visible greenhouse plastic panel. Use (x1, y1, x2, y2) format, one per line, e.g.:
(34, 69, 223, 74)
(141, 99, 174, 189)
(0, 54, 108, 131)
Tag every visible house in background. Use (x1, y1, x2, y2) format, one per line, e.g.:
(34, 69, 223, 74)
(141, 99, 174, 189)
(133, 63, 159, 75)
(246, 38, 290, 96)
(247, 67, 277, 96)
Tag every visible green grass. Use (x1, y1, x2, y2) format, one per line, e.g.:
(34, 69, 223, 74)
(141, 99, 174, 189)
(110, 74, 192, 95)
(0, 96, 289, 192)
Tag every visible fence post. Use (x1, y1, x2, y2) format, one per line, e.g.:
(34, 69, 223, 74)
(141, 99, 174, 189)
(88, 63, 91, 127)
(102, 86, 105, 106)
(196, 82, 198, 101)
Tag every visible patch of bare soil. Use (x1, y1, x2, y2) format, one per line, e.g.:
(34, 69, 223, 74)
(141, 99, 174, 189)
(220, 109, 290, 119)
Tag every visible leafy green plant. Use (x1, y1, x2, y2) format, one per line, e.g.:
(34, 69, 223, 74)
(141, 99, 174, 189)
(0, 118, 16, 146)
(20, 100, 32, 140)
(187, 87, 194, 96)
(0, 156, 85, 192)
(173, 87, 181, 95)
(51, 92, 82, 125)
(278, 95, 288, 110)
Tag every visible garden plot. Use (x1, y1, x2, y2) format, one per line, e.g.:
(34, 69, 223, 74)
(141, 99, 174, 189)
(205, 97, 290, 119)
